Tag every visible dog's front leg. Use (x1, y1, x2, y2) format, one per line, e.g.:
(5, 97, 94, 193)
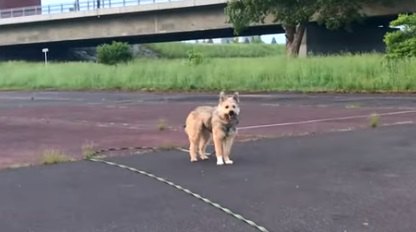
(212, 128, 225, 165)
(223, 135, 235, 165)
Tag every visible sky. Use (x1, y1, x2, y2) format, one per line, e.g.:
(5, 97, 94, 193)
(42, 0, 71, 5)
(41, 0, 285, 44)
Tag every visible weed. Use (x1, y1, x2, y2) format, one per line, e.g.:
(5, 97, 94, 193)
(159, 143, 177, 151)
(369, 113, 380, 128)
(41, 149, 72, 165)
(157, 119, 167, 131)
(82, 142, 97, 160)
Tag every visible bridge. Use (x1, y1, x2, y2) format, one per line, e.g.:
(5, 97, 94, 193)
(0, 0, 415, 60)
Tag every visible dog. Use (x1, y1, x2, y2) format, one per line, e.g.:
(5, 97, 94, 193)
(184, 91, 240, 165)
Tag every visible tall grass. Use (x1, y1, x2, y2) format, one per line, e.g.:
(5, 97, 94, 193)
(144, 42, 285, 58)
(1, 54, 415, 92)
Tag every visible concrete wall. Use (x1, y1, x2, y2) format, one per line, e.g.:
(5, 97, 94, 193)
(0, 1, 282, 47)
(0, 3, 230, 46)
(300, 21, 397, 56)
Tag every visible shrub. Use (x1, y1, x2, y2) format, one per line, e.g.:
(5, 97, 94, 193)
(384, 14, 416, 59)
(97, 41, 133, 65)
(187, 49, 204, 65)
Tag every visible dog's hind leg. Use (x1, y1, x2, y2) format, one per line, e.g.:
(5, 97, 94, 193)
(198, 130, 211, 160)
(185, 117, 201, 162)
(189, 139, 199, 162)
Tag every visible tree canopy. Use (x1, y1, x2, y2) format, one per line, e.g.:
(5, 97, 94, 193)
(226, 0, 392, 56)
(384, 13, 416, 58)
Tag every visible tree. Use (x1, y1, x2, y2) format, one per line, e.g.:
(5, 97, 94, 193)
(384, 13, 416, 59)
(226, 0, 391, 56)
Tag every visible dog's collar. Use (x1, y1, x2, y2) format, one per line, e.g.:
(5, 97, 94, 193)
(223, 117, 238, 135)
(224, 124, 234, 135)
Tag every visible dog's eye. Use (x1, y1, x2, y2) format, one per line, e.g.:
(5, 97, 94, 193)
(232, 105, 236, 108)
(225, 105, 229, 109)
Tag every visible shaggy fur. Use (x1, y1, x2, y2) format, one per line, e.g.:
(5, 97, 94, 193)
(184, 92, 240, 165)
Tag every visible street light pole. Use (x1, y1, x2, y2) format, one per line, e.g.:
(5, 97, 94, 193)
(42, 48, 49, 65)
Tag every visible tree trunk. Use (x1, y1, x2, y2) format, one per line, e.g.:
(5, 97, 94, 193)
(284, 24, 306, 57)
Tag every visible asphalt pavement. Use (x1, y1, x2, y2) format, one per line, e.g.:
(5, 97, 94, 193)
(1, 125, 416, 232)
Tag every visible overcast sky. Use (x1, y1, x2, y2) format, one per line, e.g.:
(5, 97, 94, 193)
(41, 0, 285, 44)
(42, 0, 71, 5)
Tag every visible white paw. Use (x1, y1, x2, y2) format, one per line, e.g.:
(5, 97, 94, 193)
(225, 160, 234, 165)
(190, 158, 198, 163)
(216, 159, 224, 166)
(200, 155, 209, 160)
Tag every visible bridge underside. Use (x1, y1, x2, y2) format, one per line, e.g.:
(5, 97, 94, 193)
(0, 15, 402, 60)
(300, 16, 398, 56)
(0, 24, 284, 61)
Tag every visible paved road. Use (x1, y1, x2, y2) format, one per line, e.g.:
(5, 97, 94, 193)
(1, 125, 415, 232)
(1, 91, 416, 107)
(2, 91, 416, 169)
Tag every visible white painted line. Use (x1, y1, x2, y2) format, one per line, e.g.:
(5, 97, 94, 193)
(332, 127, 355, 132)
(237, 110, 416, 130)
(176, 147, 212, 156)
(0, 96, 84, 101)
(382, 121, 414, 126)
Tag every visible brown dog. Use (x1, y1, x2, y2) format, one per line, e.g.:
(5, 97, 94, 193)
(184, 92, 240, 165)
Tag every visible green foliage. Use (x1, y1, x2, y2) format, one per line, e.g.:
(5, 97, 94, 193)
(97, 41, 133, 65)
(225, 0, 392, 33)
(187, 49, 204, 65)
(384, 14, 416, 59)
(2, 54, 416, 92)
(145, 42, 284, 58)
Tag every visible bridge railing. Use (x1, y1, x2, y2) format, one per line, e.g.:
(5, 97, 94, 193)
(0, 0, 177, 19)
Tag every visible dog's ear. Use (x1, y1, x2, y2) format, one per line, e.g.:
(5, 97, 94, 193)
(233, 92, 239, 103)
(219, 91, 226, 103)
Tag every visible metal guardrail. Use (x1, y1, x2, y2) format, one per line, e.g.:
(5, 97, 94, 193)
(0, 0, 177, 19)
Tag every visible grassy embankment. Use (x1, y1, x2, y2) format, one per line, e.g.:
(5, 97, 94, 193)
(1, 43, 415, 92)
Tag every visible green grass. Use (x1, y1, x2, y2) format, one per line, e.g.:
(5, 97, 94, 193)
(144, 42, 285, 58)
(1, 54, 416, 92)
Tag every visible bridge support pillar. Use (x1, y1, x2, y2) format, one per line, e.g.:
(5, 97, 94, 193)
(299, 22, 396, 57)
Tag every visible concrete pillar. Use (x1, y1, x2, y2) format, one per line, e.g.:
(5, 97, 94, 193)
(301, 21, 396, 56)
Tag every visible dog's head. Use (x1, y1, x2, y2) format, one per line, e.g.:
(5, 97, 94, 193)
(217, 91, 240, 121)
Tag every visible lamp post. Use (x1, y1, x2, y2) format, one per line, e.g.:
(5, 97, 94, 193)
(42, 48, 49, 65)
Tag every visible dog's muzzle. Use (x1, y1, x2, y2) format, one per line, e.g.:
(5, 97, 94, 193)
(225, 110, 238, 121)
